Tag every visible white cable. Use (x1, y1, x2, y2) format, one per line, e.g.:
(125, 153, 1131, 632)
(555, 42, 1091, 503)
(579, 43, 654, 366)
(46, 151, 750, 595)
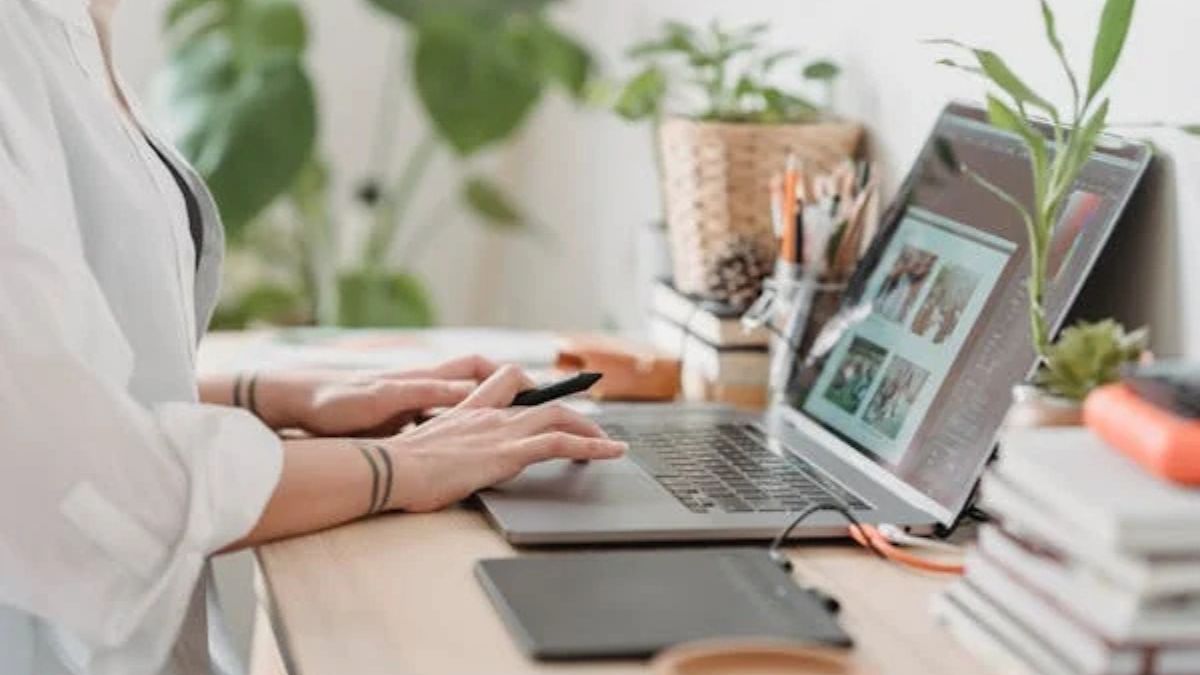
(877, 524, 966, 554)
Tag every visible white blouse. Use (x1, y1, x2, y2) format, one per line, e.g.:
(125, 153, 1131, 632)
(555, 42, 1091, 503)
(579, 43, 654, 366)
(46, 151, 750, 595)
(0, 0, 284, 673)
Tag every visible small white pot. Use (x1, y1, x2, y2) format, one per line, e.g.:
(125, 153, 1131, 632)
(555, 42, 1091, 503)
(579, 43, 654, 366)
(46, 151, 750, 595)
(1005, 384, 1084, 428)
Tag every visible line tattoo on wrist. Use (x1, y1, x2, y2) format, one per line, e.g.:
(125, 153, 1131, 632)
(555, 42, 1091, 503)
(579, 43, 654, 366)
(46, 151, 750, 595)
(245, 372, 260, 417)
(356, 443, 395, 516)
(232, 373, 245, 408)
(373, 444, 394, 513)
(357, 443, 381, 516)
(232, 371, 261, 417)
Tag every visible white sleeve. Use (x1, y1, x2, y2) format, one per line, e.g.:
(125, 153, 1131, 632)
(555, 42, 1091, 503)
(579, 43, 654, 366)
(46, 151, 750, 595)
(0, 15, 283, 673)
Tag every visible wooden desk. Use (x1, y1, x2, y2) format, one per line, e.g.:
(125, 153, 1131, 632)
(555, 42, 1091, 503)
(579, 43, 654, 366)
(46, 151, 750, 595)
(198, 331, 985, 674)
(250, 507, 986, 675)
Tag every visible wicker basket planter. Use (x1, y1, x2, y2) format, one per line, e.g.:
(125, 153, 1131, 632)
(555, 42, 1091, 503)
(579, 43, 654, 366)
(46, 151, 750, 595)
(658, 117, 863, 296)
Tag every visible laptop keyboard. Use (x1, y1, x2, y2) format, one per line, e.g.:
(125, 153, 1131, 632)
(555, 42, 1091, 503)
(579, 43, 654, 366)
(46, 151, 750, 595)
(605, 423, 870, 514)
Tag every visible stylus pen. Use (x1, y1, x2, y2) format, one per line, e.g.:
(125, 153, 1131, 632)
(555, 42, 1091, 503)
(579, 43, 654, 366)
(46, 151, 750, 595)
(510, 372, 603, 407)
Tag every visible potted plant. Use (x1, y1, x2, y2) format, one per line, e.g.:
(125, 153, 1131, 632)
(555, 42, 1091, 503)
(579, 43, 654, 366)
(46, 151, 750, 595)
(930, 0, 1151, 425)
(613, 20, 861, 302)
(157, 0, 594, 328)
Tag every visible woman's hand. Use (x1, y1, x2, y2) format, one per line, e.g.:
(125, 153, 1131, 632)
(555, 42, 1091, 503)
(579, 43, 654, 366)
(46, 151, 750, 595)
(227, 363, 626, 549)
(380, 365, 627, 513)
(252, 355, 502, 437)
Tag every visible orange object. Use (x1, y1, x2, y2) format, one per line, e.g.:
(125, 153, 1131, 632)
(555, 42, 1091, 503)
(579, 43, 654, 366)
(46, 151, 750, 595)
(848, 525, 965, 575)
(652, 639, 870, 675)
(1084, 383, 1200, 485)
(780, 155, 799, 263)
(556, 335, 681, 402)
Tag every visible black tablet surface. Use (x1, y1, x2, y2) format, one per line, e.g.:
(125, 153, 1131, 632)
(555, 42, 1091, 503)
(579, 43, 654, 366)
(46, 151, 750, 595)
(475, 548, 850, 660)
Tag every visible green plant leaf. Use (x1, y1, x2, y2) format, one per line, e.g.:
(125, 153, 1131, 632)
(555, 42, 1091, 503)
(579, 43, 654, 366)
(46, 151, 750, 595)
(1039, 0, 1081, 112)
(759, 88, 819, 124)
(1182, 125, 1200, 136)
(802, 60, 841, 81)
(242, 0, 307, 55)
(760, 48, 801, 74)
(513, 19, 593, 99)
(934, 58, 984, 76)
(211, 281, 310, 329)
(338, 270, 435, 327)
(167, 50, 317, 234)
(986, 94, 1048, 205)
(1086, 0, 1136, 103)
(1052, 98, 1110, 201)
(628, 20, 696, 58)
(157, 0, 318, 236)
(1035, 319, 1147, 400)
(412, 13, 542, 155)
(928, 39, 1056, 117)
(165, 0, 229, 42)
(462, 176, 525, 229)
(975, 49, 1056, 117)
(613, 66, 667, 120)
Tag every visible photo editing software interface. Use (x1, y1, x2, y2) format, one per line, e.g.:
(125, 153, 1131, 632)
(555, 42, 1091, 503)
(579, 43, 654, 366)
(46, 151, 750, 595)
(787, 106, 1148, 516)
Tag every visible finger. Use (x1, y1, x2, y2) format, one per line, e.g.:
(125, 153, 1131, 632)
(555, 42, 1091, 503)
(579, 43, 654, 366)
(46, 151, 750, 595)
(384, 355, 500, 383)
(508, 432, 627, 464)
(458, 364, 535, 409)
(375, 379, 476, 415)
(510, 404, 607, 438)
(433, 355, 501, 382)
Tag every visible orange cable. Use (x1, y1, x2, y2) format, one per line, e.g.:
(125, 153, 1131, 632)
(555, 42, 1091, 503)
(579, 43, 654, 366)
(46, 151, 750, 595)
(849, 525, 965, 575)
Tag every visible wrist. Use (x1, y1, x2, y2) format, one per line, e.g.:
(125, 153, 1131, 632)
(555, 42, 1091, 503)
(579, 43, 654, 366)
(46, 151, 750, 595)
(258, 372, 302, 429)
(376, 439, 422, 512)
(354, 439, 418, 515)
(234, 371, 301, 429)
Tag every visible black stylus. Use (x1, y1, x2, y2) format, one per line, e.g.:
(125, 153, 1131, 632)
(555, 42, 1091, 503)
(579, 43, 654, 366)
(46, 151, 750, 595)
(511, 372, 603, 407)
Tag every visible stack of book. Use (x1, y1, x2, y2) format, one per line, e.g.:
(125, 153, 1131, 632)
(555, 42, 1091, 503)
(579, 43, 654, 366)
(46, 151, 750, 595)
(648, 280, 770, 409)
(935, 427, 1200, 675)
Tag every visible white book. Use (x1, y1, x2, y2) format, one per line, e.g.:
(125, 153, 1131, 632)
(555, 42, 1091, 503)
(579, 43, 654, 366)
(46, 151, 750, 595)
(650, 281, 769, 347)
(995, 428, 1200, 555)
(934, 583, 1069, 675)
(956, 553, 1200, 674)
(649, 317, 769, 385)
(977, 525, 1200, 642)
(981, 475, 1200, 598)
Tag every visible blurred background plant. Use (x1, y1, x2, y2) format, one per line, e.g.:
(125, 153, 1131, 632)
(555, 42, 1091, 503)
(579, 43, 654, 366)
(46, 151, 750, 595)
(1034, 320, 1148, 401)
(157, 0, 595, 328)
(611, 19, 841, 124)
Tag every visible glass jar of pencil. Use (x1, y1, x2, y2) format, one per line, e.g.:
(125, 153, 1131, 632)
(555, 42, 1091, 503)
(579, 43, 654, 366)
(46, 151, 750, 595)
(742, 156, 881, 403)
(765, 264, 848, 401)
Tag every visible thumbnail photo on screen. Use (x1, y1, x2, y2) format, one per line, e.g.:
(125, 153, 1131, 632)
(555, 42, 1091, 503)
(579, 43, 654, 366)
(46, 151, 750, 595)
(863, 356, 931, 439)
(823, 336, 889, 415)
(875, 246, 939, 325)
(911, 264, 981, 345)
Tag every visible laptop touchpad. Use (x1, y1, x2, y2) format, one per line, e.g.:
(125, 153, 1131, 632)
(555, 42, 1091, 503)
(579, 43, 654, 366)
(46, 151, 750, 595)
(488, 458, 662, 507)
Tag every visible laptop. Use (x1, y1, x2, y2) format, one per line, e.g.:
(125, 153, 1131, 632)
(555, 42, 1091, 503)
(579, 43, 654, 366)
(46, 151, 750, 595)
(479, 102, 1152, 545)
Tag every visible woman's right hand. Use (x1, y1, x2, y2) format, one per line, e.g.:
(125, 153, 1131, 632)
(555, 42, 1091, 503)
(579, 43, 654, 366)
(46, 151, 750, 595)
(382, 365, 627, 513)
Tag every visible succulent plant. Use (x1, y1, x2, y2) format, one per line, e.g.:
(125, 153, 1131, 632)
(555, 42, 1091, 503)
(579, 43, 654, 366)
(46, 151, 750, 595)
(1034, 319, 1148, 401)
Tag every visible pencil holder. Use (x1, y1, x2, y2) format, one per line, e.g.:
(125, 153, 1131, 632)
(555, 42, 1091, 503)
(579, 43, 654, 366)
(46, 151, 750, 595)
(767, 273, 847, 401)
(657, 117, 863, 297)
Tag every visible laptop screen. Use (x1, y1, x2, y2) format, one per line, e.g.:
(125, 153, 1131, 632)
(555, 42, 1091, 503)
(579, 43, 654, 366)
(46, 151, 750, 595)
(785, 102, 1151, 520)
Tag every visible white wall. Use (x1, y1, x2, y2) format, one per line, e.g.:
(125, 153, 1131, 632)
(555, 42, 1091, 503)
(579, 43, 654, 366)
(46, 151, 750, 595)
(114, 0, 1200, 352)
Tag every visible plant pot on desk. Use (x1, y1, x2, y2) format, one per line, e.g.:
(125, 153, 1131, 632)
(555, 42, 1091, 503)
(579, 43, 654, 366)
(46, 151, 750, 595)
(1005, 383, 1084, 429)
(658, 116, 863, 296)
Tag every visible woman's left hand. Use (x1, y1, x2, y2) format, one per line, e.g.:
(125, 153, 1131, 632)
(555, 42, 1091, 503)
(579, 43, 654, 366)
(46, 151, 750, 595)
(252, 355, 501, 437)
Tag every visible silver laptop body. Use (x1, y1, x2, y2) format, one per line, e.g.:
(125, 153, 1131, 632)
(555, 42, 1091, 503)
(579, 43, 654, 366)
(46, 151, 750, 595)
(478, 102, 1152, 545)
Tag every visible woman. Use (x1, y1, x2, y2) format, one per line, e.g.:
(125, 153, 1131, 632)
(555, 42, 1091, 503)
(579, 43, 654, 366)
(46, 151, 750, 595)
(0, 1, 626, 673)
